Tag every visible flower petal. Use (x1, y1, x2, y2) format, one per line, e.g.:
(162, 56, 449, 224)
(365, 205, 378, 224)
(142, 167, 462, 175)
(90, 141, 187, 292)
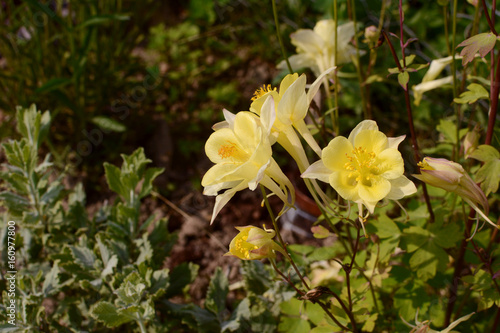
(348, 120, 379, 144)
(329, 171, 360, 202)
(386, 175, 417, 200)
(357, 176, 391, 203)
(302, 160, 331, 183)
(377, 148, 404, 179)
(353, 129, 388, 154)
(277, 74, 308, 126)
(205, 128, 246, 164)
(322, 136, 353, 172)
(290, 29, 325, 54)
(210, 181, 248, 224)
(387, 135, 406, 149)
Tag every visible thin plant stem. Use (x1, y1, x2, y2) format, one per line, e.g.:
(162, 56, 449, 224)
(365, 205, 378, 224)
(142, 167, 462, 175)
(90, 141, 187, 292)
(272, 0, 293, 74)
(491, 306, 500, 333)
(443, 5, 451, 55)
(260, 185, 310, 290)
(381, 29, 435, 223)
(451, 0, 461, 160)
(444, 209, 475, 326)
(317, 301, 353, 332)
(332, 0, 340, 135)
(346, 225, 361, 312)
(481, 0, 498, 35)
(349, 0, 368, 119)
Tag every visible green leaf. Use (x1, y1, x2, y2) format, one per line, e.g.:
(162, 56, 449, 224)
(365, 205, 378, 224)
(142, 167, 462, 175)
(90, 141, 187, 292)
(436, 119, 466, 144)
(311, 225, 331, 239)
(431, 222, 462, 249)
(453, 83, 489, 104)
(205, 267, 228, 321)
(398, 71, 409, 89)
(368, 214, 400, 239)
(402, 226, 430, 253)
(76, 14, 130, 29)
(150, 268, 170, 299)
(90, 301, 134, 327)
(475, 158, 500, 195)
(104, 162, 126, 198)
(101, 255, 118, 278)
(278, 317, 311, 333)
(409, 241, 448, 281)
(0, 191, 30, 214)
(469, 144, 500, 162)
(165, 262, 198, 298)
(458, 32, 498, 65)
(35, 78, 72, 94)
(68, 245, 97, 269)
(91, 116, 126, 133)
(138, 167, 164, 199)
(42, 261, 60, 297)
(242, 260, 270, 295)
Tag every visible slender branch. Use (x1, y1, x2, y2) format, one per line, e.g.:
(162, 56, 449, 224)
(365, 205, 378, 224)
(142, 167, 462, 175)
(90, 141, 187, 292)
(491, 306, 500, 333)
(346, 225, 361, 312)
(272, 0, 293, 73)
(481, 0, 498, 35)
(260, 185, 310, 290)
(381, 30, 435, 223)
(486, 50, 500, 145)
(444, 209, 474, 327)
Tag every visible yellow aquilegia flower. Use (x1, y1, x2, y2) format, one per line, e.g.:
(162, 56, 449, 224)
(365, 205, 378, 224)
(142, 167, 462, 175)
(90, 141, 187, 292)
(202, 97, 294, 224)
(249, 69, 334, 171)
(278, 20, 357, 77)
(302, 120, 417, 213)
(225, 226, 286, 260)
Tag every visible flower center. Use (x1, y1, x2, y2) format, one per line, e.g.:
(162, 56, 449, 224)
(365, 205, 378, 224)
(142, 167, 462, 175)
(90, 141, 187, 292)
(234, 235, 258, 259)
(218, 142, 238, 159)
(418, 160, 433, 170)
(344, 147, 379, 185)
(251, 84, 276, 101)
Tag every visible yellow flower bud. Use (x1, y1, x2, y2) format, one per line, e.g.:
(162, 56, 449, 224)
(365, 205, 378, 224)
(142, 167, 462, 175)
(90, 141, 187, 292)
(225, 226, 285, 260)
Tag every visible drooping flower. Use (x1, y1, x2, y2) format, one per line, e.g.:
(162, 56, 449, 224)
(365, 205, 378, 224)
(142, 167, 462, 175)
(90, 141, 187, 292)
(413, 157, 497, 229)
(249, 69, 334, 171)
(278, 20, 357, 77)
(412, 55, 461, 106)
(302, 120, 417, 214)
(224, 225, 286, 260)
(202, 97, 294, 224)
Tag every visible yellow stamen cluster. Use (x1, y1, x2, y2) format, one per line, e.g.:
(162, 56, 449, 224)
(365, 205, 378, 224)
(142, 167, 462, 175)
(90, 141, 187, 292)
(251, 84, 276, 101)
(344, 147, 379, 184)
(417, 160, 433, 170)
(234, 235, 258, 259)
(218, 142, 237, 159)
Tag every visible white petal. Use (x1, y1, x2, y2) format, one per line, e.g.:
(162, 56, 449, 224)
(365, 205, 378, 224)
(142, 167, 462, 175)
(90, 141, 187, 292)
(387, 135, 406, 149)
(307, 66, 336, 105)
(301, 160, 331, 183)
(260, 95, 276, 136)
(386, 175, 417, 200)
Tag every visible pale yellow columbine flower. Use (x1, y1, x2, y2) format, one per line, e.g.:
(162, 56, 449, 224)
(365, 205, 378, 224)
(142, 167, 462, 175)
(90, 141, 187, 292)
(413, 157, 497, 230)
(224, 226, 286, 260)
(202, 97, 294, 224)
(302, 120, 417, 214)
(402, 309, 474, 333)
(412, 55, 461, 106)
(278, 20, 357, 77)
(249, 69, 334, 171)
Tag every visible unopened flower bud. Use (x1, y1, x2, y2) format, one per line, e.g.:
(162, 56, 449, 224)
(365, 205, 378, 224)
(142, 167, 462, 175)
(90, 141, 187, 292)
(414, 157, 488, 212)
(364, 25, 378, 44)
